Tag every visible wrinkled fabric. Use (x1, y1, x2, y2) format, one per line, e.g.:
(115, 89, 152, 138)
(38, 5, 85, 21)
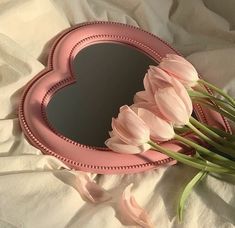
(0, 0, 235, 227)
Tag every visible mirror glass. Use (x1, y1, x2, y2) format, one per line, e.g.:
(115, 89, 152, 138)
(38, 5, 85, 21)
(46, 43, 157, 147)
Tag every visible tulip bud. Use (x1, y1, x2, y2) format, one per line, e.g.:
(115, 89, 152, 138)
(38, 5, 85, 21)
(139, 65, 193, 126)
(143, 67, 173, 100)
(105, 135, 151, 154)
(132, 107, 175, 141)
(159, 54, 199, 87)
(111, 105, 150, 146)
(154, 84, 193, 126)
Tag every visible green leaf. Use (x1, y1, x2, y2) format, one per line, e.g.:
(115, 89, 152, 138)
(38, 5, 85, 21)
(177, 170, 208, 222)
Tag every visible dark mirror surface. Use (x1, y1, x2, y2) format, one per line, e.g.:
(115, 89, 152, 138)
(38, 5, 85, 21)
(46, 43, 157, 147)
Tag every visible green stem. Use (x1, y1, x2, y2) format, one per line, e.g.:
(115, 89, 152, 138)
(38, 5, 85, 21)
(190, 117, 224, 140)
(203, 124, 235, 141)
(189, 117, 235, 150)
(193, 98, 235, 122)
(198, 79, 235, 107)
(174, 134, 235, 169)
(148, 141, 234, 174)
(189, 89, 235, 109)
(186, 122, 235, 157)
(213, 99, 235, 116)
(199, 154, 235, 169)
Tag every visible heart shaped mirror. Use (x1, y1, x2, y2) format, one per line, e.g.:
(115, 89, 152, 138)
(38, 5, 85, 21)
(46, 43, 156, 147)
(19, 22, 230, 174)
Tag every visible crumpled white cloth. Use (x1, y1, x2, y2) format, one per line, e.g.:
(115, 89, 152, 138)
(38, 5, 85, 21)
(0, 0, 235, 227)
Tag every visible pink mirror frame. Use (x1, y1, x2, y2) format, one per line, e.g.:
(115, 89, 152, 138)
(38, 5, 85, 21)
(18, 21, 231, 174)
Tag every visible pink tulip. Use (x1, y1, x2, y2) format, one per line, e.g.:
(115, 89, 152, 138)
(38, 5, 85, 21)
(105, 134, 151, 154)
(111, 105, 150, 146)
(137, 65, 192, 126)
(143, 67, 173, 100)
(132, 100, 163, 118)
(154, 80, 193, 126)
(134, 90, 151, 104)
(159, 54, 199, 87)
(133, 91, 166, 119)
(131, 106, 175, 141)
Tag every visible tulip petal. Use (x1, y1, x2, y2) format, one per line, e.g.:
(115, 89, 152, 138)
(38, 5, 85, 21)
(74, 171, 111, 203)
(105, 136, 151, 154)
(131, 101, 164, 118)
(165, 54, 193, 67)
(170, 78, 193, 116)
(120, 184, 154, 228)
(134, 90, 152, 103)
(143, 72, 156, 99)
(149, 66, 173, 83)
(146, 66, 173, 89)
(112, 105, 150, 146)
(109, 130, 115, 137)
(159, 60, 198, 87)
(136, 108, 175, 141)
(155, 87, 190, 126)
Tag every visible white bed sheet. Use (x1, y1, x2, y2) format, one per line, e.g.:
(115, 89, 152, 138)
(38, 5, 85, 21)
(0, 0, 235, 227)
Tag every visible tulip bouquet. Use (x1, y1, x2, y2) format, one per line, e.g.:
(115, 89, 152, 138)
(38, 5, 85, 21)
(105, 54, 235, 221)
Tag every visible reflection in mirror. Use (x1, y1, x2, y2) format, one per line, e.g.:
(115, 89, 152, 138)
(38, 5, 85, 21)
(46, 43, 157, 147)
